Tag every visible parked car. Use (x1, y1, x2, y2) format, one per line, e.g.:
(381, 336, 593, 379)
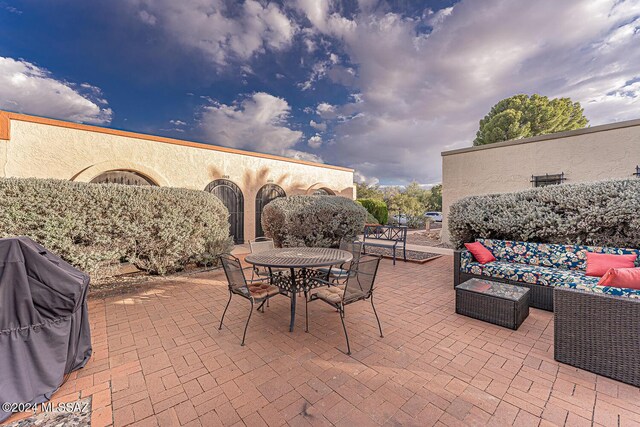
(424, 211, 443, 222)
(392, 214, 408, 225)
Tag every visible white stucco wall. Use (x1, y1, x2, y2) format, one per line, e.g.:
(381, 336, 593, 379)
(441, 119, 640, 243)
(0, 112, 355, 242)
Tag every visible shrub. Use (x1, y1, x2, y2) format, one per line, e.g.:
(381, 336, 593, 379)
(0, 178, 233, 278)
(357, 198, 388, 225)
(262, 195, 367, 248)
(364, 211, 379, 225)
(448, 178, 640, 249)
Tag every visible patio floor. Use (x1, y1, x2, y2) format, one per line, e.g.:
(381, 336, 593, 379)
(5, 256, 640, 427)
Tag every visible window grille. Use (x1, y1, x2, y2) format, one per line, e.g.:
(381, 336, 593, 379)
(531, 172, 565, 187)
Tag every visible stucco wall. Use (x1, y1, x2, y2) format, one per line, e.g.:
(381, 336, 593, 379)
(0, 112, 354, 242)
(441, 119, 640, 243)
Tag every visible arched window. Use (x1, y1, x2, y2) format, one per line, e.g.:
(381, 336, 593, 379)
(90, 170, 156, 186)
(313, 187, 335, 196)
(205, 179, 245, 244)
(255, 184, 286, 238)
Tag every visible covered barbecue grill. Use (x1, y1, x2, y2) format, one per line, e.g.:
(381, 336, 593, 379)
(0, 237, 92, 422)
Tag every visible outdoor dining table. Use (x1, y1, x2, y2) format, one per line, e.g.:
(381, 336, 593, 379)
(244, 247, 352, 332)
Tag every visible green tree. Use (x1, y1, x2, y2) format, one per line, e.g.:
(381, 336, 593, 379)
(381, 186, 401, 202)
(426, 184, 442, 211)
(356, 198, 388, 225)
(474, 94, 588, 146)
(355, 182, 384, 200)
(388, 193, 424, 228)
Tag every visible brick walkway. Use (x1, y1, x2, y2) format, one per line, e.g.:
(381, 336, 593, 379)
(4, 256, 640, 426)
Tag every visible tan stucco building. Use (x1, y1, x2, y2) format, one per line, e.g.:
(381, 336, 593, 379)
(441, 118, 640, 243)
(0, 111, 355, 243)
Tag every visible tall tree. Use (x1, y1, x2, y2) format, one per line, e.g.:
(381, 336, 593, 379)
(426, 184, 442, 211)
(355, 182, 384, 200)
(474, 94, 588, 146)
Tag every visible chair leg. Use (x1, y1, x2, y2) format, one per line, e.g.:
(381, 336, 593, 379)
(371, 295, 383, 338)
(304, 291, 309, 333)
(339, 306, 351, 355)
(393, 247, 396, 265)
(257, 300, 266, 312)
(241, 300, 254, 346)
(219, 292, 232, 330)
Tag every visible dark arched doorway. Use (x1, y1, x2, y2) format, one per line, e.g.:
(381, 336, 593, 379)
(255, 184, 286, 238)
(312, 187, 335, 195)
(205, 179, 244, 244)
(90, 170, 157, 186)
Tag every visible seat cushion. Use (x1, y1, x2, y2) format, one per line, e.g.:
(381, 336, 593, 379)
(315, 267, 352, 280)
(247, 283, 280, 299)
(477, 239, 640, 271)
(462, 260, 640, 299)
(312, 285, 366, 304)
(462, 261, 600, 287)
(312, 285, 345, 304)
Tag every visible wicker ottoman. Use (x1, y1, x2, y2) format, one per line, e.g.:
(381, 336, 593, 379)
(456, 278, 530, 330)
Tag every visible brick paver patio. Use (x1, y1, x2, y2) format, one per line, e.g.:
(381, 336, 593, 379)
(4, 256, 640, 426)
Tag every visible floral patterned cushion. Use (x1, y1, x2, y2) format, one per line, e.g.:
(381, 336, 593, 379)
(476, 239, 640, 271)
(460, 259, 640, 299)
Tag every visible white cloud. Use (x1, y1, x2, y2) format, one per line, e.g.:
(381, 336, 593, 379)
(138, 10, 156, 25)
(308, 134, 323, 148)
(297, 0, 640, 184)
(316, 102, 337, 118)
(128, 0, 297, 66)
(310, 120, 327, 131)
(0, 56, 112, 124)
(299, 52, 341, 90)
(425, 6, 454, 29)
(169, 119, 186, 126)
(199, 92, 322, 162)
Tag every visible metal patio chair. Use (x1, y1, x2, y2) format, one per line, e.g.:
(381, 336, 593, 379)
(315, 241, 363, 284)
(218, 254, 282, 346)
(248, 237, 290, 279)
(306, 255, 383, 355)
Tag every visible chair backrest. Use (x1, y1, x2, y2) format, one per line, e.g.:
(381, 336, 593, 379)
(340, 240, 363, 264)
(343, 255, 381, 302)
(219, 254, 249, 294)
(250, 238, 275, 254)
(363, 225, 407, 243)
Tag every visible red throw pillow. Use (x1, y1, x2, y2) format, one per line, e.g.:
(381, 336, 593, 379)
(464, 242, 496, 264)
(597, 268, 640, 290)
(585, 253, 637, 277)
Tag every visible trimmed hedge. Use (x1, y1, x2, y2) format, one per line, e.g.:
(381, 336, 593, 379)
(357, 198, 388, 225)
(0, 178, 233, 278)
(448, 178, 640, 249)
(262, 195, 367, 248)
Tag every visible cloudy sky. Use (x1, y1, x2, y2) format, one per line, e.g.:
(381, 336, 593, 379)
(1, 0, 639, 185)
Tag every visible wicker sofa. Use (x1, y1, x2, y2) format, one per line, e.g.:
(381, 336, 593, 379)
(454, 238, 640, 387)
(453, 238, 640, 311)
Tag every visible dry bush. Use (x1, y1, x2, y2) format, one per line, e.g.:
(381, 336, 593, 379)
(448, 178, 640, 249)
(262, 195, 367, 248)
(0, 178, 233, 278)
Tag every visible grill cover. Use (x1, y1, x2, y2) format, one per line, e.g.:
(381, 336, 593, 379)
(0, 237, 92, 422)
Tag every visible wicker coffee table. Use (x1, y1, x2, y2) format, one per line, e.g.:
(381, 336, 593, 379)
(455, 278, 530, 330)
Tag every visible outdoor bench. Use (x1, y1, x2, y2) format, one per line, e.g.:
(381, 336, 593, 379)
(361, 225, 407, 265)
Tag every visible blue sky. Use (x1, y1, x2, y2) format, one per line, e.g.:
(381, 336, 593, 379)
(1, 0, 639, 185)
